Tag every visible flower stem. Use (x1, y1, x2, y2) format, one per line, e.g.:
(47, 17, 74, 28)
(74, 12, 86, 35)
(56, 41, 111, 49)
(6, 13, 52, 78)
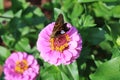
(0, 16, 12, 19)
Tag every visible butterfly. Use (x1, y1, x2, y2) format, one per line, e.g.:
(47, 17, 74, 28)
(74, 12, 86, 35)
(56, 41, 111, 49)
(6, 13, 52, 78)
(50, 14, 70, 38)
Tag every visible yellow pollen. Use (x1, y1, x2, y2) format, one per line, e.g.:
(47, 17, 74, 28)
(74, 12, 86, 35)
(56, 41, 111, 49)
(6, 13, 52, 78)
(15, 60, 28, 74)
(50, 34, 70, 52)
(66, 35, 70, 41)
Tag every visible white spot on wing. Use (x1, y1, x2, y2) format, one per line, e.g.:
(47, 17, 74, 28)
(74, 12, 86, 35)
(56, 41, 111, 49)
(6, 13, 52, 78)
(61, 30, 65, 34)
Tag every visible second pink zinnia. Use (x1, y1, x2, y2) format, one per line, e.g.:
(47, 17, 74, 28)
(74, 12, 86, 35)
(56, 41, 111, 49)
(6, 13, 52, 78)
(4, 52, 39, 80)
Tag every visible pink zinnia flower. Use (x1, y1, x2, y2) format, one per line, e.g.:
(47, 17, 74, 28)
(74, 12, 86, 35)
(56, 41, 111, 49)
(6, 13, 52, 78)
(37, 22, 82, 65)
(4, 52, 39, 80)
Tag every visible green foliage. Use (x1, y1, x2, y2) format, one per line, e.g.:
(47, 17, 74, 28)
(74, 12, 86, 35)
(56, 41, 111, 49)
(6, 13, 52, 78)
(40, 62, 79, 80)
(0, 0, 120, 79)
(90, 57, 120, 80)
(0, 46, 10, 64)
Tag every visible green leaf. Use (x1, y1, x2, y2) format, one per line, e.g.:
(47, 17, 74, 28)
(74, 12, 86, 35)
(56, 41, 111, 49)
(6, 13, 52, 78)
(87, 28, 105, 45)
(79, 15, 96, 28)
(109, 23, 120, 36)
(93, 2, 112, 19)
(62, 0, 75, 12)
(40, 65, 61, 80)
(111, 47, 120, 58)
(18, 0, 29, 9)
(15, 38, 31, 52)
(78, 0, 118, 3)
(78, 0, 97, 3)
(0, 46, 10, 63)
(90, 56, 120, 80)
(112, 6, 120, 18)
(34, 8, 44, 17)
(2, 10, 14, 18)
(0, 28, 5, 36)
(59, 62, 79, 80)
(40, 62, 79, 80)
(0, 0, 4, 13)
(0, 10, 14, 23)
(101, 0, 119, 2)
(1, 34, 15, 48)
(18, 26, 30, 36)
(116, 36, 120, 46)
(14, 10, 23, 18)
(99, 41, 112, 52)
(11, 0, 23, 12)
(71, 3, 83, 18)
(42, 2, 53, 11)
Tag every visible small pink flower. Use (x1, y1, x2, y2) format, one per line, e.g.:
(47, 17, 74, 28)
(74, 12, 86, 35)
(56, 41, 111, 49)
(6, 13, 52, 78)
(37, 22, 82, 65)
(4, 52, 39, 80)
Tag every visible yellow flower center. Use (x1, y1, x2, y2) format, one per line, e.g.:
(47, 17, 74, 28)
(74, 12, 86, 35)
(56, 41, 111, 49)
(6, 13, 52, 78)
(15, 60, 28, 74)
(50, 34, 70, 52)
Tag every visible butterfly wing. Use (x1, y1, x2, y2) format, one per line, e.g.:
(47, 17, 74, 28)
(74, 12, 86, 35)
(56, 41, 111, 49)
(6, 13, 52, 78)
(51, 14, 69, 38)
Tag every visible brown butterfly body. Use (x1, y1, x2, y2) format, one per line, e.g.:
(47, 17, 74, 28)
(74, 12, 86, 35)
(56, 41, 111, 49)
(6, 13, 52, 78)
(50, 14, 69, 38)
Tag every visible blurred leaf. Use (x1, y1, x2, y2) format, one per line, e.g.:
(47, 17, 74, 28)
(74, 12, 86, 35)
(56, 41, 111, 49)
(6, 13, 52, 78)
(112, 6, 120, 18)
(94, 60, 103, 68)
(8, 18, 22, 40)
(0, 0, 4, 13)
(69, 2, 83, 27)
(99, 33, 112, 52)
(79, 15, 96, 28)
(42, 2, 53, 10)
(90, 56, 120, 80)
(11, 0, 23, 12)
(2, 10, 14, 18)
(52, 0, 61, 8)
(116, 36, 120, 46)
(78, 47, 91, 66)
(18, 26, 30, 36)
(1, 34, 15, 48)
(71, 3, 83, 18)
(111, 46, 120, 58)
(34, 8, 44, 17)
(62, 0, 75, 12)
(40, 62, 79, 80)
(0, 10, 13, 23)
(22, 6, 36, 18)
(59, 62, 79, 80)
(0, 46, 10, 63)
(0, 28, 5, 36)
(101, 0, 118, 2)
(78, 0, 97, 3)
(87, 28, 105, 45)
(36, 24, 44, 30)
(14, 10, 23, 18)
(24, 13, 33, 19)
(15, 38, 31, 52)
(109, 22, 120, 36)
(40, 65, 62, 80)
(99, 41, 112, 52)
(78, 0, 118, 3)
(18, 0, 29, 9)
(71, 18, 79, 29)
(93, 2, 112, 19)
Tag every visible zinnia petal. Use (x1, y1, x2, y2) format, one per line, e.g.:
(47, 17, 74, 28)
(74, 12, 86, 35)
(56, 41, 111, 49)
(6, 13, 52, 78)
(37, 22, 82, 65)
(4, 52, 40, 80)
(69, 41, 78, 49)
